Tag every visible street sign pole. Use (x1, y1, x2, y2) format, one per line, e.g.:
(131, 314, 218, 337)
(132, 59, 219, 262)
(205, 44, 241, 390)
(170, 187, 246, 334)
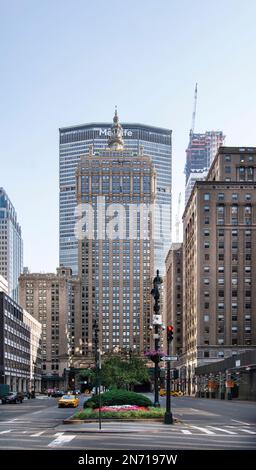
(164, 339, 173, 424)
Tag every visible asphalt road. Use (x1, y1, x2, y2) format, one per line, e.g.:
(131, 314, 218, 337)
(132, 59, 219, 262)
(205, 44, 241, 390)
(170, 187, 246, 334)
(0, 394, 255, 450)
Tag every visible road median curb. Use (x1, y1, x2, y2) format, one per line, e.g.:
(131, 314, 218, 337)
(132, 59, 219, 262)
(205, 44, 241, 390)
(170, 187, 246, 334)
(63, 417, 180, 424)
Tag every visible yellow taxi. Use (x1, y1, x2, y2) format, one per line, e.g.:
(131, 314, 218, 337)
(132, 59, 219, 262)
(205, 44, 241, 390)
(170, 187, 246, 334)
(58, 394, 79, 408)
(159, 389, 183, 397)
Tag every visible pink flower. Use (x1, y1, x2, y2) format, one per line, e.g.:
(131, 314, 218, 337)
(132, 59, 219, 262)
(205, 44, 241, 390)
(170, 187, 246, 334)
(94, 405, 149, 412)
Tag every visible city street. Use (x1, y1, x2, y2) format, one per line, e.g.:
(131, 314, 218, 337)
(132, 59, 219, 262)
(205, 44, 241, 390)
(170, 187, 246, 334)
(0, 395, 255, 450)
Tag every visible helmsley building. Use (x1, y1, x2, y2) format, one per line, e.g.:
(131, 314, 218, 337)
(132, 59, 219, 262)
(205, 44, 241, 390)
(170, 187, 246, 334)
(75, 110, 156, 359)
(182, 147, 256, 394)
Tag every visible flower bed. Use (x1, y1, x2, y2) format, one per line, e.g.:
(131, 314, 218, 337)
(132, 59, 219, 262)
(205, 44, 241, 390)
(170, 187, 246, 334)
(94, 405, 149, 412)
(74, 406, 165, 420)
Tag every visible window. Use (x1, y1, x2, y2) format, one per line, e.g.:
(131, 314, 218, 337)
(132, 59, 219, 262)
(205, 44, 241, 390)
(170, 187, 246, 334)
(204, 193, 210, 201)
(204, 229, 210, 236)
(204, 315, 209, 322)
(232, 193, 238, 201)
(245, 194, 252, 201)
(218, 193, 225, 201)
(225, 166, 231, 173)
(204, 266, 210, 272)
(204, 351, 209, 358)
(204, 241, 210, 249)
(225, 155, 231, 162)
(204, 279, 209, 285)
(238, 166, 245, 181)
(204, 205, 210, 212)
(247, 167, 254, 181)
(217, 205, 225, 225)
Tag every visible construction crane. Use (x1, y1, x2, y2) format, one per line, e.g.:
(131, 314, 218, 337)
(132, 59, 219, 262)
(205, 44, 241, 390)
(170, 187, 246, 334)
(190, 83, 198, 140)
(175, 192, 181, 242)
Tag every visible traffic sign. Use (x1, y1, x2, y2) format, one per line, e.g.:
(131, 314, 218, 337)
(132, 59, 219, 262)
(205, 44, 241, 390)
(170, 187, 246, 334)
(160, 356, 178, 361)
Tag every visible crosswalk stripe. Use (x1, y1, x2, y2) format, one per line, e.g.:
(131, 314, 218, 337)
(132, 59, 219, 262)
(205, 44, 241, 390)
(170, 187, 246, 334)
(31, 431, 45, 437)
(48, 433, 76, 448)
(239, 429, 256, 434)
(181, 430, 192, 434)
(189, 426, 215, 435)
(231, 419, 251, 426)
(208, 427, 237, 435)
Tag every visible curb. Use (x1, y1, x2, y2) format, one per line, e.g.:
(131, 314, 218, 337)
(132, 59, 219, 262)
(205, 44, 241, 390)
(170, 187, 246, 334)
(63, 417, 180, 424)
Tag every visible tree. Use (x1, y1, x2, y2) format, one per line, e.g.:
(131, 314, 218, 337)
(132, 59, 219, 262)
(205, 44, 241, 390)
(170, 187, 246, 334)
(100, 356, 149, 390)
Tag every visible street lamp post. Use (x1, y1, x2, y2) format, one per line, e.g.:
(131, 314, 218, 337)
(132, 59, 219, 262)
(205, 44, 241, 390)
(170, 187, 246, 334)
(164, 325, 173, 424)
(93, 319, 99, 395)
(151, 269, 163, 408)
(93, 318, 102, 430)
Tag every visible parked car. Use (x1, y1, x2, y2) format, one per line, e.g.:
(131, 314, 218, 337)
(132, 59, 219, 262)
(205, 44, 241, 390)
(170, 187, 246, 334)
(58, 394, 79, 408)
(2, 392, 24, 404)
(51, 390, 64, 398)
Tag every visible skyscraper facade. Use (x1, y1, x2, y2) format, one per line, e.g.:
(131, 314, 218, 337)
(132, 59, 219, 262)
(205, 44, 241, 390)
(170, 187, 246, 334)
(59, 120, 172, 276)
(165, 243, 183, 356)
(182, 146, 256, 395)
(19, 267, 80, 390)
(0, 188, 23, 302)
(76, 111, 156, 357)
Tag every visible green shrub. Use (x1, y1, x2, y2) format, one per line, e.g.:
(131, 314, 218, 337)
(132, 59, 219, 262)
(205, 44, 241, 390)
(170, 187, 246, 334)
(75, 407, 164, 420)
(84, 389, 153, 409)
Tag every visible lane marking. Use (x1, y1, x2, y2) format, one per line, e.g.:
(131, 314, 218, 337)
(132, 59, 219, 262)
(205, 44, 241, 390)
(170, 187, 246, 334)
(0, 430, 11, 434)
(48, 433, 76, 448)
(31, 431, 45, 437)
(181, 430, 192, 434)
(189, 426, 215, 435)
(208, 426, 237, 435)
(231, 419, 251, 426)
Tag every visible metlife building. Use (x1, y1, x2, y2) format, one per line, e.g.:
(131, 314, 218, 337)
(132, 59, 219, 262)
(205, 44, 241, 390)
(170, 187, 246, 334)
(59, 122, 172, 276)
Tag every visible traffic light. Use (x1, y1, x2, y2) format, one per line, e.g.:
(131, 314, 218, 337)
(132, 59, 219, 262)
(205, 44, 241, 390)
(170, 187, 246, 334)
(167, 325, 174, 342)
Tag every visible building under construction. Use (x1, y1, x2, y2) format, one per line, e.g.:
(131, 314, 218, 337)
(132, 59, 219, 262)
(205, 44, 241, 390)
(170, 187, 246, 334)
(184, 84, 225, 203)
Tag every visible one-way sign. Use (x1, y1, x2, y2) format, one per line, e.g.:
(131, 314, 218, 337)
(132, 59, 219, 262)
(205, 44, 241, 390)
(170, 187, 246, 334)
(160, 355, 178, 361)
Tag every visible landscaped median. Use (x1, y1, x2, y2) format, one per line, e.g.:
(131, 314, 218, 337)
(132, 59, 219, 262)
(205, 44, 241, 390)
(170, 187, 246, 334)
(72, 405, 165, 421)
(63, 389, 178, 423)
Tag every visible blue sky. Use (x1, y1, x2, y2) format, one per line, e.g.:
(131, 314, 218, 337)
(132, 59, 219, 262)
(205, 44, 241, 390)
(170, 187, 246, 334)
(0, 0, 255, 272)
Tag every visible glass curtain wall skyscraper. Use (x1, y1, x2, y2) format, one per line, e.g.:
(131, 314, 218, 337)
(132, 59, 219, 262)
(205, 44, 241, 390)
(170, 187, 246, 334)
(0, 188, 23, 302)
(59, 120, 172, 276)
